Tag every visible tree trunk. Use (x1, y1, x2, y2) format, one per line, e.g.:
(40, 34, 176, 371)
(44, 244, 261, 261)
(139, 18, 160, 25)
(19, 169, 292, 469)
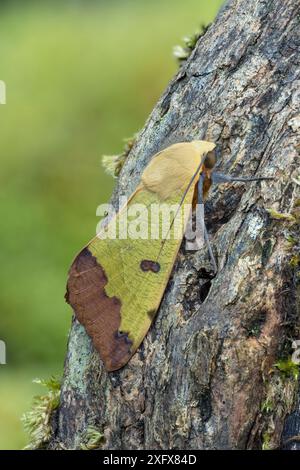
(50, 0, 300, 450)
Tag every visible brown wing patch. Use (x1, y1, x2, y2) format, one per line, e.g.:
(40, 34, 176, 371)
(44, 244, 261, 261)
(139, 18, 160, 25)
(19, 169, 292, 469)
(66, 248, 133, 371)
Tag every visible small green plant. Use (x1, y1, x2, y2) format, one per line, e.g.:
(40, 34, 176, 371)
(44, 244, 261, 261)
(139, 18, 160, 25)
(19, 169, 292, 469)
(268, 201, 300, 273)
(261, 398, 274, 413)
(285, 234, 298, 246)
(80, 426, 104, 450)
(22, 376, 61, 450)
(102, 134, 138, 178)
(283, 200, 300, 269)
(173, 24, 210, 65)
(274, 357, 299, 380)
(262, 432, 272, 450)
(266, 208, 296, 223)
(290, 254, 300, 268)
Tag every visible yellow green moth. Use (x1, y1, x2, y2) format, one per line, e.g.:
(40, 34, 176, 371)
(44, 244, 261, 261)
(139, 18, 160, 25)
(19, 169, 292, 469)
(66, 140, 271, 371)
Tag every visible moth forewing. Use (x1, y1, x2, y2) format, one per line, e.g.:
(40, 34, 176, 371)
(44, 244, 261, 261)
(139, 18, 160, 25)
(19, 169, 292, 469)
(66, 140, 215, 371)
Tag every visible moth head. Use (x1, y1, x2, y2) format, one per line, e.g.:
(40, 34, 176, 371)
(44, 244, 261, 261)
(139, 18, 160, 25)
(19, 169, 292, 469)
(203, 149, 216, 169)
(191, 140, 216, 168)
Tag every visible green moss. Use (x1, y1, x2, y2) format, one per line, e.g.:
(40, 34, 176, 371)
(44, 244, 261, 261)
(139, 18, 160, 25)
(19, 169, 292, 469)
(260, 358, 299, 449)
(283, 201, 300, 271)
(290, 255, 300, 268)
(291, 206, 300, 224)
(102, 134, 138, 178)
(270, 201, 299, 271)
(173, 24, 210, 65)
(266, 208, 296, 223)
(80, 426, 104, 450)
(261, 398, 274, 413)
(21, 376, 61, 450)
(285, 234, 298, 246)
(274, 357, 299, 380)
(294, 199, 300, 207)
(262, 432, 272, 450)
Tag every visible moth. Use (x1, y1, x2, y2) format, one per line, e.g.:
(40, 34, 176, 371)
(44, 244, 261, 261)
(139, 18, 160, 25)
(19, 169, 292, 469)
(66, 141, 271, 371)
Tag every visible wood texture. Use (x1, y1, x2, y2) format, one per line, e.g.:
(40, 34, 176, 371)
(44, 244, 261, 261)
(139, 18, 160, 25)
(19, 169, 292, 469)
(49, 0, 300, 450)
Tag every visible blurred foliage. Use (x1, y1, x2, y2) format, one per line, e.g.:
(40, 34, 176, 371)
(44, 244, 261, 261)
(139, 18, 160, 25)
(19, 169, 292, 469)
(80, 426, 104, 450)
(22, 376, 61, 450)
(0, 366, 61, 449)
(274, 358, 299, 381)
(102, 133, 138, 177)
(0, 0, 223, 449)
(173, 24, 211, 65)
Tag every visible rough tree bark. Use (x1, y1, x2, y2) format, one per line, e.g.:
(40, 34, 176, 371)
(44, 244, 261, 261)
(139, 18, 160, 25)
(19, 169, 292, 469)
(50, 0, 300, 450)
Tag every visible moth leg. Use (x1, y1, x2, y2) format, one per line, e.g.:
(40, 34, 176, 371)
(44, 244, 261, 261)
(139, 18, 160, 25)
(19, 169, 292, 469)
(197, 173, 218, 273)
(211, 172, 273, 184)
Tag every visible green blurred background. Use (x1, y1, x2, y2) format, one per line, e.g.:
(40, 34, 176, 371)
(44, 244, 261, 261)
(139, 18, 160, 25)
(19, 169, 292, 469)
(0, 0, 223, 449)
